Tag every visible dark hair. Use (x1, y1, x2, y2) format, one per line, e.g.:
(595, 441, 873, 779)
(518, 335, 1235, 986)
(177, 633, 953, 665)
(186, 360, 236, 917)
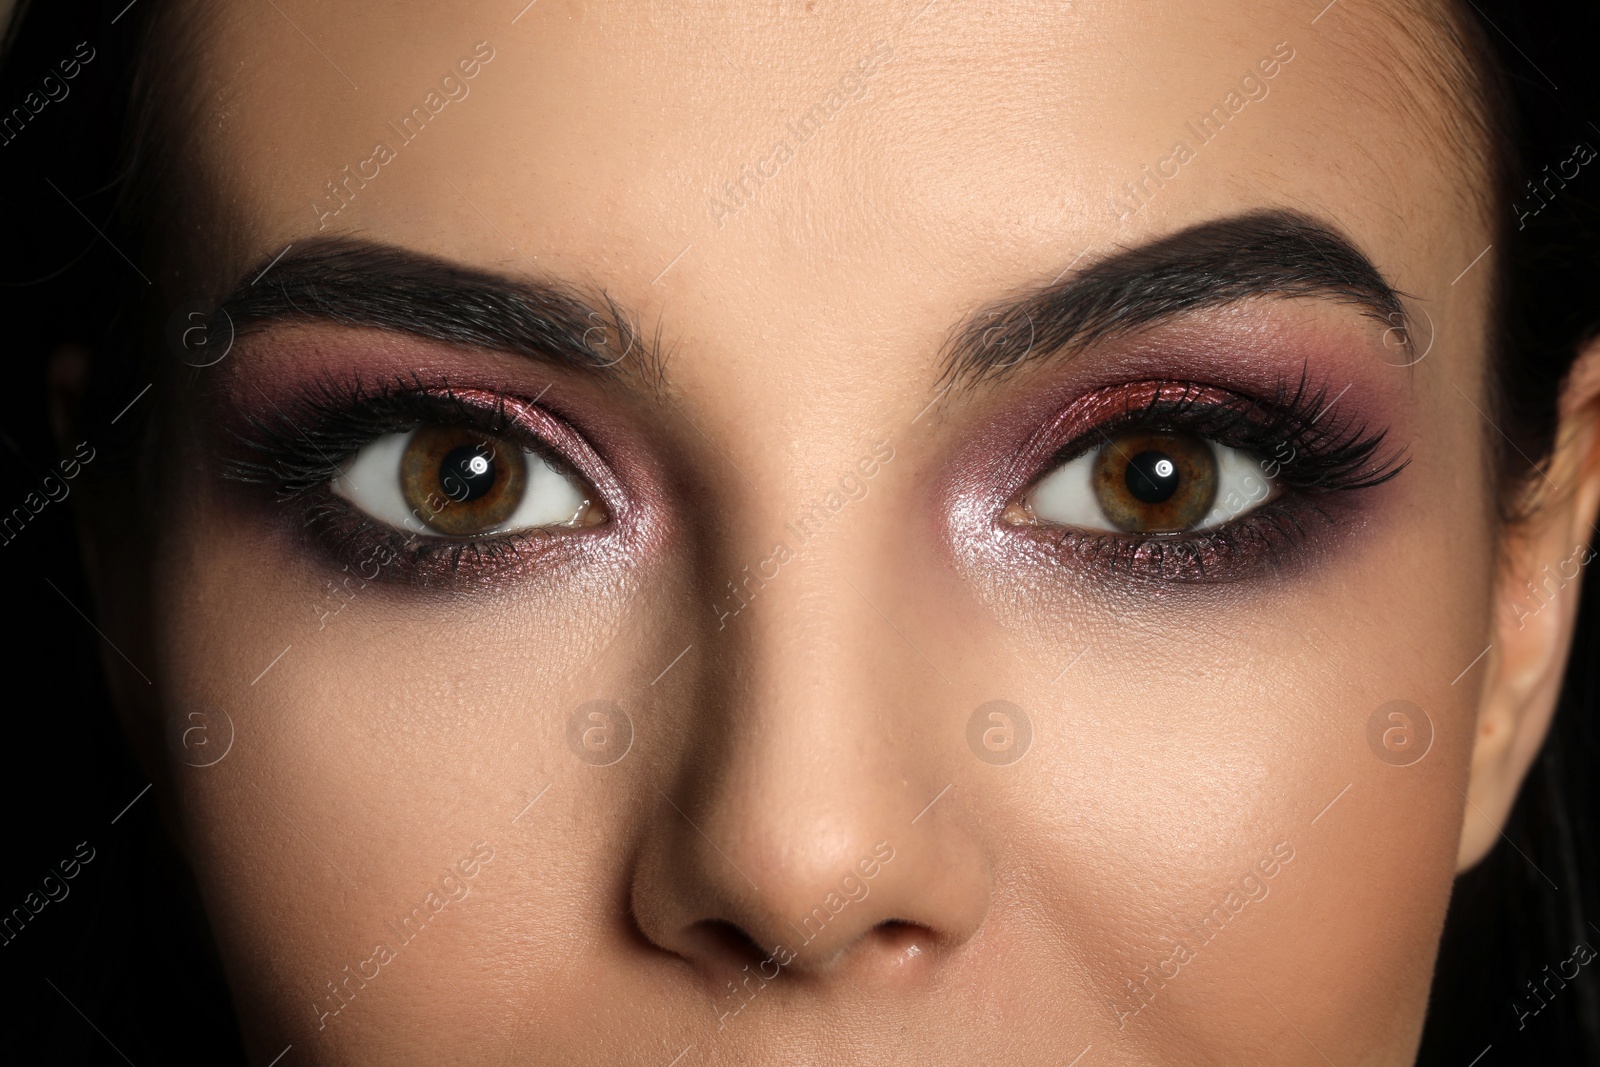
(0, 1, 1595, 1062)
(1421, 4, 1600, 1063)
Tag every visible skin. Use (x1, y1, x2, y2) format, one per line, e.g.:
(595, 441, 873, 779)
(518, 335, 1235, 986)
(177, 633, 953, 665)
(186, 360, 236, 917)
(56, 0, 1600, 1063)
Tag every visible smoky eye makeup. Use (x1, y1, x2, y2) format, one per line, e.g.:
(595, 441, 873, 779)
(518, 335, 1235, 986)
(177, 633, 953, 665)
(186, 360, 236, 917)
(218, 373, 624, 585)
(992, 372, 1408, 585)
(209, 292, 1407, 592)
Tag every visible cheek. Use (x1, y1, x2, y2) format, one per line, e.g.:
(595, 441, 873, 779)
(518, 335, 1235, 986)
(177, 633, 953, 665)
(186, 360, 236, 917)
(940, 470, 1491, 1058)
(146, 469, 685, 1055)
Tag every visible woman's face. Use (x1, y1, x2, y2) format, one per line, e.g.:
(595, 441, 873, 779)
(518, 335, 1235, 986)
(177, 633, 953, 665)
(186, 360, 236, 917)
(112, 0, 1519, 1063)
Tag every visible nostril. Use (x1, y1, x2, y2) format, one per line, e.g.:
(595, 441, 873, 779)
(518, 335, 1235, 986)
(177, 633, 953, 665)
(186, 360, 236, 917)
(872, 919, 922, 939)
(681, 919, 768, 971)
(868, 919, 935, 966)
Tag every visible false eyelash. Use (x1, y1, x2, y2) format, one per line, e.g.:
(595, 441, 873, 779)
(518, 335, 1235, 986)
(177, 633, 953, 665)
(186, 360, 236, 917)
(223, 375, 533, 498)
(1047, 374, 1408, 496)
(220, 374, 597, 584)
(1016, 374, 1407, 584)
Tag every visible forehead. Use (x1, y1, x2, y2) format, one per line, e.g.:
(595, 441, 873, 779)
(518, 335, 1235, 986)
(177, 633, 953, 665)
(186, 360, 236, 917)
(180, 0, 1487, 340)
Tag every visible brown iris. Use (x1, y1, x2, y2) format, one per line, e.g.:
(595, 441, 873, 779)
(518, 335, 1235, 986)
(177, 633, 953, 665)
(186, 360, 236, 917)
(1090, 430, 1217, 533)
(400, 425, 528, 536)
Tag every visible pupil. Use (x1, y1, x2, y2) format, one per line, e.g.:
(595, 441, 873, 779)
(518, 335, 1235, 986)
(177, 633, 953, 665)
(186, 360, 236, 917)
(439, 444, 497, 503)
(1126, 450, 1180, 504)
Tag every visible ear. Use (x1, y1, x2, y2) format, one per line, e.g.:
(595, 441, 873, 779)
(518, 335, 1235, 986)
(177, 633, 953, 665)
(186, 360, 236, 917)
(1460, 335, 1600, 870)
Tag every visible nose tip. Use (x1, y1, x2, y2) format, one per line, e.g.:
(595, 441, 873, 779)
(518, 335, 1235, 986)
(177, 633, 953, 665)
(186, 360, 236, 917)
(630, 795, 991, 984)
(756, 839, 920, 965)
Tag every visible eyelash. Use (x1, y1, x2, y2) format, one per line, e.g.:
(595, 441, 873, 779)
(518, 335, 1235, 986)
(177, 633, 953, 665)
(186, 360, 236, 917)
(1015, 376, 1407, 583)
(222, 376, 598, 582)
(222, 372, 1400, 588)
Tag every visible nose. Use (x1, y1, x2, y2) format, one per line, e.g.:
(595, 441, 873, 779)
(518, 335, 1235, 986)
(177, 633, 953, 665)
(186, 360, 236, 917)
(628, 570, 993, 986)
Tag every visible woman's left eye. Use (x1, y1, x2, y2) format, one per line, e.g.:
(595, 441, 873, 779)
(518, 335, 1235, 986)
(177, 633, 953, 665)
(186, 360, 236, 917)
(1017, 429, 1276, 534)
(332, 424, 604, 537)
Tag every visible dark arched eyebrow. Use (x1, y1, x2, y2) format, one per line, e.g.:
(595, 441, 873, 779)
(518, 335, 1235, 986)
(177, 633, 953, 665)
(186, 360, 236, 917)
(939, 209, 1409, 388)
(222, 215, 1401, 395)
(221, 238, 656, 381)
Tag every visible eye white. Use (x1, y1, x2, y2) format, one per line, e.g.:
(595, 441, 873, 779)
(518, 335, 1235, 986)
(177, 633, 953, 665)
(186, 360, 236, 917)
(331, 429, 591, 535)
(1026, 438, 1275, 531)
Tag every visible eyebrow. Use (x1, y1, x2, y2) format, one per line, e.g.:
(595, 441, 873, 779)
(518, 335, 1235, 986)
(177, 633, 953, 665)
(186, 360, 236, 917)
(940, 210, 1409, 388)
(221, 239, 655, 380)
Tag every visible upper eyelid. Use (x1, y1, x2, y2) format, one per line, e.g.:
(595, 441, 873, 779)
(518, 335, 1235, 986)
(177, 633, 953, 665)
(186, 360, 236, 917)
(356, 399, 582, 479)
(406, 395, 552, 454)
(431, 390, 607, 485)
(1051, 376, 1360, 449)
(1017, 381, 1404, 507)
(223, 385, 585, 498)
(1044, 394, 1285, 464)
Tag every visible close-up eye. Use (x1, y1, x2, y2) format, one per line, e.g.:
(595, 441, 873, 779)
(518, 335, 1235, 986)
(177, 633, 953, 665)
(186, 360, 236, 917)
(332, 424, 604, 537)
(1020, 429, 1274, 534)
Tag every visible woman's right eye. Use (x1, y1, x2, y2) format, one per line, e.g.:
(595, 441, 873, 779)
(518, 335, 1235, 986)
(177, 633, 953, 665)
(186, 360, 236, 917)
(332, 425, 604, 537)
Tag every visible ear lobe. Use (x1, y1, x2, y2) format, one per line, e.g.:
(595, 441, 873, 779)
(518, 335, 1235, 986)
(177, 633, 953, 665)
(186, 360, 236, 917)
(1459, 337, 1600, 871)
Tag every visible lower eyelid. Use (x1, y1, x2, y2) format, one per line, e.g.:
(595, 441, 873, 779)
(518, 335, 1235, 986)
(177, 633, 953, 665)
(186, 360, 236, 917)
(1020, 501, 1331, 585)
(297, 495, 590, 587)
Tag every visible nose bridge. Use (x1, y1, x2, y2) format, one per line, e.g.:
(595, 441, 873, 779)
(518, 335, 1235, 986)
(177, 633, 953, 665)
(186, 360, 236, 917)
(629, 451, 992, 977)
(709, 438, 894, 631)
(700, 523, 926, 928)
